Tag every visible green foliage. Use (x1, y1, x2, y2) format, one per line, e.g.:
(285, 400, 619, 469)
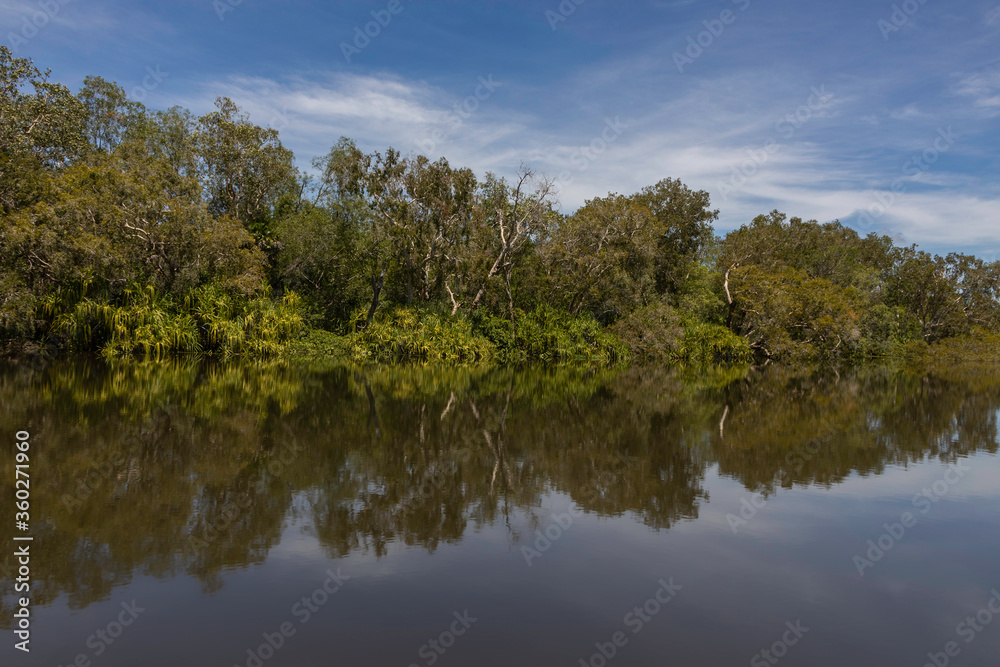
(77, 75, 145, 154)
(904, 328, 1000, 375)
(676, 264, 727, 324)
(541, 193, 659, 320)
(728, 265, 863, 360)
(188, 284, 304, 357)
(718, 210, 895, 291)
(3, 51, 999, 370)
(855, 303, 922, 358)
(274, 202, 367, 329)
(609, 302, 751, 364)
(48, 283, 302, 359)
(484, 305, 629, 364)
(610, 302, 684, 362)
(632, 177, 718, 296)
(348, 306, 627, 365)
(51, 285, 199, 359)
(680, 319, 754, 364)
(885, 248, 974, 342)
(195, 97, 295, 240)
(350, 307, 495, 362)
(0, 46, 87, 177)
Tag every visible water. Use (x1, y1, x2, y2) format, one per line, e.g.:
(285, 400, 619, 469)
(2, 360, 999, 666)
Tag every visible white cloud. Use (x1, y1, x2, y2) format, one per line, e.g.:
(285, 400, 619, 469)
(175, 65, 1000, 251)
(889, 104, 930, 120)
(0, 0, 118, 32)
(953, 70, 1000, 118)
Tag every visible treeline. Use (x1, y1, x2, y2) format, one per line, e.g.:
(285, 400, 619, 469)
(2, 47, 999, 363)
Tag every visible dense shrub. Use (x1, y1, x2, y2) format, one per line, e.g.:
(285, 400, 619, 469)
(490, 305, 628, 364)
(680, 320, 753, 364)
(350, 308, 496, 362)
(610, 303, 684, 362)
(48, 283, 303, 359)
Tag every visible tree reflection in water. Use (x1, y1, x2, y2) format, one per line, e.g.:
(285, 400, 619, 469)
(1, 358, 997, 623)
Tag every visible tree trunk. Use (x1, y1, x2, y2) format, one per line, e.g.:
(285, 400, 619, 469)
(361, 266, 387, 331)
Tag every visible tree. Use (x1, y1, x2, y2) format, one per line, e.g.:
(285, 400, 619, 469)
(540, 193, 659, 319)
(632, 178, 718, 297)
(718, 211, 897, 292)
(456, 168, 554, 318)
(0, 47, 87, 212)
(194, 97, 295, 240)
(886, 248, 967, 341)
(76, 76, 145, 154)
(312, 139, 483, 325)
(728, 265, 863, 359)
(941, 253, 1000, 332)
(275, 199, 367, 328)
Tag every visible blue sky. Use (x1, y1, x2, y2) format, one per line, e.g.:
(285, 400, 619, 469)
(3, 0, 999, 256)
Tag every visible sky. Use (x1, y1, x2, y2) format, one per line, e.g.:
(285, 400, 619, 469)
(3, 0, 999, 256)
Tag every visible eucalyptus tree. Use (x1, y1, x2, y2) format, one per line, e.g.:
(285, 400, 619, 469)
(726, 265, 864, 359)
(718, 211, 897, 292)
(540, 193, 660, 320)
(138, 106, 200, 187)
(5, 149, 264, 303)
(194, 97, 295, 240)
(940, 253, 1000, 332)
(885, 248, 968, 341)
(451, 168, 555, 317)
(632, 177, 718, 297)
(76, 76, 145, 154)
(311, 139, 481, 325)
(0, 46, 87, 213)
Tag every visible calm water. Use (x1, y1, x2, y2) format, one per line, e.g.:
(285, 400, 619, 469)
(2, 360, 1000, 666)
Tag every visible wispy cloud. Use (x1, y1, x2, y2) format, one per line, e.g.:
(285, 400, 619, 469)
(953, 70, 1000, 118)
(25, 0, 995, 254)
(179, 62, 1000, 254)
(0, 0, 117, 32)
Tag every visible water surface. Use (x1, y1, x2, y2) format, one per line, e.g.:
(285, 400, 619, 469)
(2, 361, 999, 666)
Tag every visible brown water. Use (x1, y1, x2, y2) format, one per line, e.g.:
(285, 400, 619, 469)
(2, 360, 999, 666)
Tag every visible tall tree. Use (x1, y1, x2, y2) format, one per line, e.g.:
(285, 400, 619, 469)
(0, 47, 87, 212)
(632, 178, 718, 297)
(540, 193, 659, 319)
(194, 97, 294, 240)
(456, 168, 554, 317)
(76, 76, 145, 154)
